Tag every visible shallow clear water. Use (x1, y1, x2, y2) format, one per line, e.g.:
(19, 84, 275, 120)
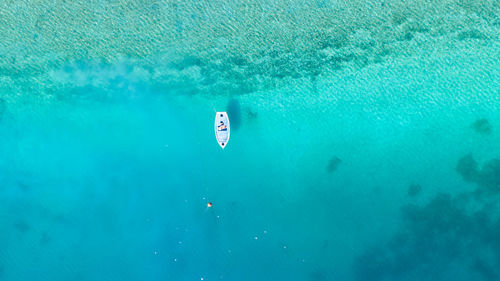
(1, 1, 499, 280)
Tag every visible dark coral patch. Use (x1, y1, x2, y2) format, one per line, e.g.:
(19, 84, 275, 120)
(471, 259, 499, 281)
(247, 110, 258, 119)
(327, 156, 342, 173)
(471, 118, 492, 135)
(354, 192, 500, 281)
(40, 232, 51, 245)
(407, 184, 422, 197)
(309, 269, 332, 281)
(456, 154, 479, 182)
(14, 220, 30, 233)
(457, 154, 500, 190)
(354, 155, 500, 281)
(478, 158, 500, 190)
(17, 182, 29, 191)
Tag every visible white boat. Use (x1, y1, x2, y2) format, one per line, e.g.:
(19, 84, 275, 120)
(215, 112, 230, 149)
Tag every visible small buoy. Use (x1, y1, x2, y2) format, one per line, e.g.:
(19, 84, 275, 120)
(207, 202, 213, 208)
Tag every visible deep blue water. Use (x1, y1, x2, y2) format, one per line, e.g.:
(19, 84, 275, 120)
(0, 1, 499, 280)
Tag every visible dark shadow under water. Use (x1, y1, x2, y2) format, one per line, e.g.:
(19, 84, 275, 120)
(226, 98, 241, 131)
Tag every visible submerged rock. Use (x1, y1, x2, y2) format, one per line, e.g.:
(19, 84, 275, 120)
(327, 156, 342, 173)
(407, 184, 422, 197)
(226, 98, 241, 130)
(471, 118, 492, 135)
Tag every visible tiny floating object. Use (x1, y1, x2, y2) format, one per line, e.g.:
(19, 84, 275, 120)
(207, 202, 213, 208)
(215, 112, 230, 149)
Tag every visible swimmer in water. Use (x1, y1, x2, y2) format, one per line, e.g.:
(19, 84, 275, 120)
(218, 121, 227, 131)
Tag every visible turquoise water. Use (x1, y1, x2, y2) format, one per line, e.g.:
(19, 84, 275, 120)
(1, 0, 499, 280)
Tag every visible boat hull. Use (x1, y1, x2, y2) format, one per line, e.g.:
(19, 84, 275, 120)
(215, 112, 230, 149)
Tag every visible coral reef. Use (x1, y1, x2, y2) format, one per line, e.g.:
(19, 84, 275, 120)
(354, 154, 500, 281)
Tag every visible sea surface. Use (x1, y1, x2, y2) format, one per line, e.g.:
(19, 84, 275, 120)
(0, 1, 499, 280)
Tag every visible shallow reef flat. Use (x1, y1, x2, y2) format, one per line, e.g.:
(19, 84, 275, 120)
(0, 0, 498, 99)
